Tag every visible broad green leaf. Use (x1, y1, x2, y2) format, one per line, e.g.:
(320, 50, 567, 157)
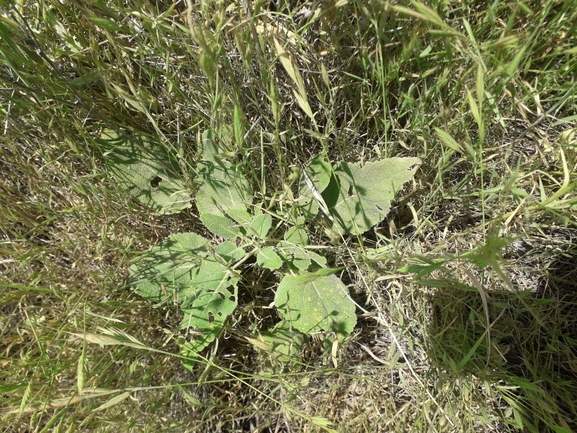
(129, 233, 210, 303)
(214, 241, 245, 264)
(131, 280, 171, 304)
(250, 213, 272, 238)
(98, 129, 190, 214)
(129, 231, 238, 366)
(284, 225, 308, 245)
(257, 247, 283, 269)
(276, 241, 326, 271)
(297, 154, 333, 221)
(275, 274, 356, 335)
(225, 208, 253, 225)
(179, 265, 238, 361)
(180, 333, 217, 370)
(200, 213, 241, 239)
(179, 259, 238, 301)
(180, 275, 237, 330)
(195, 131, 252, 223)
(322, 158, 421, 235)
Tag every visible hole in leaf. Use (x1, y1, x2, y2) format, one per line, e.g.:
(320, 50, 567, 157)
(208, 312, 214, 323)
(229, 295, 235, 302)
(347, 185, 354, 196)
(150, 176, 162, 188)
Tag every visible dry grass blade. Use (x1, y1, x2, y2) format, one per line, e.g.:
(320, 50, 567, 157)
(91, 391, 131, 412)
(273, 37, 315, 123)
(70, 328, 146, 349)
(3, 389, 128, 416)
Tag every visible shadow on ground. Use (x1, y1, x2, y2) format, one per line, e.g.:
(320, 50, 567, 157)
(427, 245, 577, 432)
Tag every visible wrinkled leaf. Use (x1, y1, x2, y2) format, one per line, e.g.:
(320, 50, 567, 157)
(322, 158, 421, 235)
(257, 247, 283, 269)
(275, 274, 356, 335)
(98, 129, 190, 214)
(196, 131, 252, 223)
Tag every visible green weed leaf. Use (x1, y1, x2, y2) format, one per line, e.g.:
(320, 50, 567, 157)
(276, 241, 326, 271)
(129, 233, 210, 303)
(257, 247, 283, 269)
(99, 129, 190, 214)
(284, 225, 308, 245)
(129, 232, 239, 363)
(200, 213, 241, 239)
(322, 158, 421, 235)
(214, 241, 245, 264)
(250, 213, 272, 238)
(178, 259, 238, 301)
(179, 260, 238, 361)
(196, 131, 252, 223)
(275, 274, 356, 335)
(179, 265, 237, 324)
